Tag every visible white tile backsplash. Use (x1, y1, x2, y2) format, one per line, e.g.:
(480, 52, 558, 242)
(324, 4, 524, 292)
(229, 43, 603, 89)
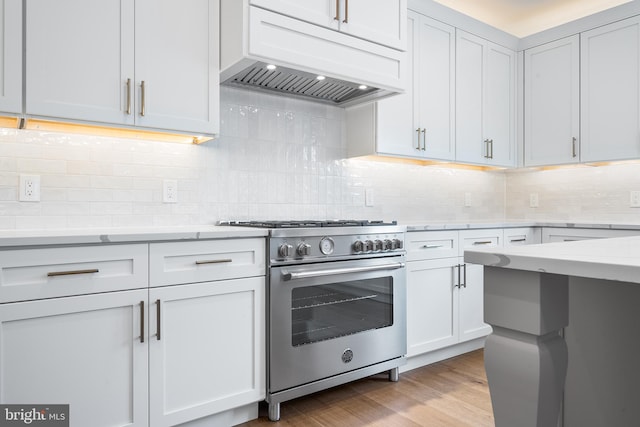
(0, 86, 537, 230)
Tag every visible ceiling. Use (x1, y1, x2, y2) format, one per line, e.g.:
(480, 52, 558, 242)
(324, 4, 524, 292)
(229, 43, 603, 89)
(432, 0, 633, 37)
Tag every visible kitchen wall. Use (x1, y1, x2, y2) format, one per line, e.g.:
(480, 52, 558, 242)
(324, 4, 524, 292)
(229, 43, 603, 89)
(505, 163, 640, 223)
(0, 86, 505, 230)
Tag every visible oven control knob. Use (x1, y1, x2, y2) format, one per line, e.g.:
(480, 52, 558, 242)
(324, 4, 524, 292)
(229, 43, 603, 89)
(352, 240, 364, 253)
(373, 239, 383, 252)
(363, 240, 374, 252)
(383, 239, 393, 251)
(297, 243, 311, 256)
(278, 244, 293, 258)
(393, 239, 404, 250)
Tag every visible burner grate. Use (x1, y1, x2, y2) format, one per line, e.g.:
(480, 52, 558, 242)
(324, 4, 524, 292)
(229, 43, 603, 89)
(219, 220, 398, 229)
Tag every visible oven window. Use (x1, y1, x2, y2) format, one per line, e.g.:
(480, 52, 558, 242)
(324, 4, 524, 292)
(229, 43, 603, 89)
(291, 278, 393, 347)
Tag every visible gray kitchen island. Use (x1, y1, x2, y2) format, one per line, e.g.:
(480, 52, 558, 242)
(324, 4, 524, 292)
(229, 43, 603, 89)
(465, 236, 640, 427)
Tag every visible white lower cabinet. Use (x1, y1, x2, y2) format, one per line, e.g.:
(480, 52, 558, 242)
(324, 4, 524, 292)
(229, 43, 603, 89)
(148, 278, 265, 427)
(0, 238, 266, 427)
(0, 289, 149, 427)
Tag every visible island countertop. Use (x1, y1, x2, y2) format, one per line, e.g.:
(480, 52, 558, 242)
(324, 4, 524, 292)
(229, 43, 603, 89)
(464, 235, 640, 284)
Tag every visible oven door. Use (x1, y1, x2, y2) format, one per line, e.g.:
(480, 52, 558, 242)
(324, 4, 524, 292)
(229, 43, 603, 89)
(269, 256, 407, 393)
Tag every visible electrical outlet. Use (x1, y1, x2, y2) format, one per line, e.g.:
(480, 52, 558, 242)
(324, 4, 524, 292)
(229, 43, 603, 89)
(464, 192, 472, 207)
(163, 179, 178, 203)
(529, 193, 539, 208)
(19, 174, 41, 202)
(630, 191, 640, 208)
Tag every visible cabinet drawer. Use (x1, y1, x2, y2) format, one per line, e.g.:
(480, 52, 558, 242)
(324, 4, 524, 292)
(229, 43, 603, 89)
(541, 227, 640, 243)
(406, 231, 458, 261)
(0, 244, 148, 303)
(504, 227, 542, 246)
(149, 238, 266, 286)
(459, 229, 503, 256)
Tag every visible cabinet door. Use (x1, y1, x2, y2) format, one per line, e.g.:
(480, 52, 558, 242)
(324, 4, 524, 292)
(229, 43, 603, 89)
(376, 12, 416, 157)
(250, 0, 339, 30)
(525, 36, 580, 166)
(0, 290, 148, 427)
(342, 0, 406, 50)
(415, 15, 455, 160)
(0, 0, 21, 114)
(458, 262, 492, 341)
(25, 0, 135, 125)
(455, 30, 485, 164)
(135, 0, 219, 135)
(149, 278, 265, 427)
(407, 258, 459, 356)
(581, 16, 640, 162)
(485, 43, 516, 167)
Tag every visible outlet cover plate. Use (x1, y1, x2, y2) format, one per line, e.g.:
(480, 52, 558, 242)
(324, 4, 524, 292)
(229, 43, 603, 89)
(163, 179, 178, 203)
(19, 174, 41, 202)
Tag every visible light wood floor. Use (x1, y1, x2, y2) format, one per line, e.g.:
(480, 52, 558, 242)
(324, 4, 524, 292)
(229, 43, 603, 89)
(239, 350, 494, 427)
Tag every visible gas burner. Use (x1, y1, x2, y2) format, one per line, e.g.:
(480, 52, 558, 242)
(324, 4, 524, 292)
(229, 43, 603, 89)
(220, 220, 398, 229)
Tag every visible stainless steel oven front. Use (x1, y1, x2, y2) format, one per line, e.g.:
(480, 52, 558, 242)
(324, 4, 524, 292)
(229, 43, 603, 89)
(267, 253, 406, 420)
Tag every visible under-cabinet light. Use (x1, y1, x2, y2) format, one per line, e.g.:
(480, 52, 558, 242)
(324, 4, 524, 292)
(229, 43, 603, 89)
(11, 118, 213, 144)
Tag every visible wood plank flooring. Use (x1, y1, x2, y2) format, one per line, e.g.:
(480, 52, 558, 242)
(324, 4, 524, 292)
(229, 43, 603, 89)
(239, 350, 494, 427)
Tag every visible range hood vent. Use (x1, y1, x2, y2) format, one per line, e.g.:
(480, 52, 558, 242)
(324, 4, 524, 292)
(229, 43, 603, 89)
(225, 62, 380, 106)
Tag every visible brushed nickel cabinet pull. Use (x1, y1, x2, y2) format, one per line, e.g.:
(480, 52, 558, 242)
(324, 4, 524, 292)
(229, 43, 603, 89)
(489, 139, 494, 159)
(334, 0, 339, 20)
(572, 137, 577, 158)
(156, 299, 161, 341)
(195, 258, 233, 265)
(126, 78, 132, 115)
(421, 244, 443, 249)
(415, 128, 421, 150)
(472, 241, 492, 245)
(510, 238, 527, 243)
(421, 128, 426, 150)
(140, 301, 145, 343)
(462, 263, 467, 288)
(343, 0, 349, 23)
(47, 268, 99, 277)
(140, 80, 146, 117)
(456, 264, 461, 289)
(484, 139, 490, 158)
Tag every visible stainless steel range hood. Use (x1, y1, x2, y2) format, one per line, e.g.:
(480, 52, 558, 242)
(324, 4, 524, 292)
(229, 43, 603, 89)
(224, 62, 386, 106)
(220, 3, 406, 107)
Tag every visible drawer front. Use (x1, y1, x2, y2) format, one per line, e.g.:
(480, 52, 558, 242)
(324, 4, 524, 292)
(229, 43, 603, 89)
(406, 231, 459, 261)
(149, 238, 266, 286)
(541, 227, 640, 243)
(459, 229, 503, 255)
(504, 227, 542, 247)
(0, 244, 148, 303)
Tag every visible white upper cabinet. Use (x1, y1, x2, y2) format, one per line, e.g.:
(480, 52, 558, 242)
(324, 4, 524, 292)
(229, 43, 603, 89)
(26, 0, 219, 136)
(524, 35, 580, 166)
(0, 0, 22, 115)
(346, 11, 455, 160)
(455, 30, 516, 167)
(249, 0, 406, 50)
(581, 16, 640, 162)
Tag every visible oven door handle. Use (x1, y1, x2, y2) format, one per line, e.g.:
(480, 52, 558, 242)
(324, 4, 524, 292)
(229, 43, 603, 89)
(281, 262, 405, 281)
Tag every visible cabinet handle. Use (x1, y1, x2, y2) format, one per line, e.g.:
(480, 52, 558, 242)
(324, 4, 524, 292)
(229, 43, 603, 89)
(462, 263, 467, 288)
(195, 258, 233, 265)
(510, 238, 526, 243)
(489, 139, 494, 159)
(421, 128, 426, 151)
(421, 244, 443, 249)
(156, 299, 161, 341)
(126, 78, 132, 115)
(456, 264, 461, 289)
(472, 241, 492, 245)
(343, 0, 349, 23)
(572, 137, 577, 158)
(415, 128, 421, 150)
(140, 80, 146, 117)
(47, 268, 99, 277)
(334, 0, 339, 20)
(140, 301, 145, 344)
(484, 139, 490, 158)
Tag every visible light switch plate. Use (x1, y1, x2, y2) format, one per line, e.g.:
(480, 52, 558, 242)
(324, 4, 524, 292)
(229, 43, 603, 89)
(529, 193, 539, 208)
(630, 191, 640, 208)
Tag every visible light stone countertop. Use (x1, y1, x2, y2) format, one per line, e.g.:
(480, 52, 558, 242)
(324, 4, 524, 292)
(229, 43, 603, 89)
(0, 226, 268, 247)
(405, 221, 640, 231)
(464, 235, 640, 284)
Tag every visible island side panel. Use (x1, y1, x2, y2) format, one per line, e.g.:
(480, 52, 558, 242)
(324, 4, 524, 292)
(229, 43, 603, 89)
(564, 276, 640, 427)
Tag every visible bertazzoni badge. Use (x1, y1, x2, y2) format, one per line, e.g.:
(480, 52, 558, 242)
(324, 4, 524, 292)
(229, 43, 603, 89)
(0, 405, 69, 427)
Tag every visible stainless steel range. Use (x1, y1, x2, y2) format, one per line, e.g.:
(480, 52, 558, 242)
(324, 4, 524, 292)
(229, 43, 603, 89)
(222, 220, 407, 421)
